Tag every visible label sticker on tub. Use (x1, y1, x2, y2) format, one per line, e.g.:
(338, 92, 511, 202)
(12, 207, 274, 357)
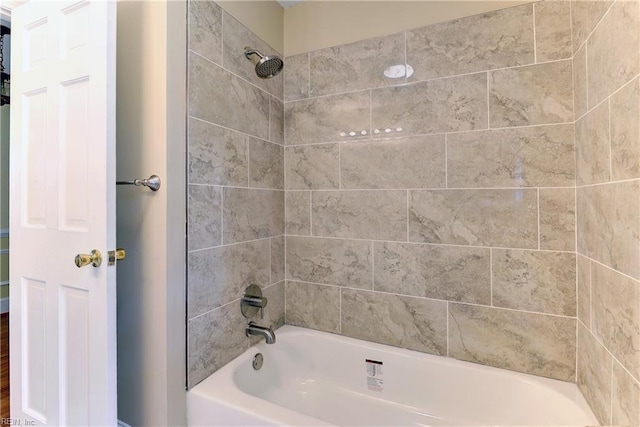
(365, 359, 383, 392)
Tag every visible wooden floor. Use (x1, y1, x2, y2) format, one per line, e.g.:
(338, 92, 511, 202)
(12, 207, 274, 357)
(1, 313, 8, 419)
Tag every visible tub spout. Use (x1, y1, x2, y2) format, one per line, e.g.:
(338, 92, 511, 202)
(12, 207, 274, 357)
(246, 322, 276, 344)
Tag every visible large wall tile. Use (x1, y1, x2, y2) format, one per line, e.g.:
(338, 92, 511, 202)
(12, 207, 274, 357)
(285, 144, 339, 190)
(539, 188, 575, 251)
(575, 101, 610, 185)
(341, 135, 445, 189)
(577, 181, 640, 279)
(188, 185, 221, 251)
(342, 289, 447, 355)
(489, 60, 573, 127)
(447, 125, 574, 188)
(406, 5, 533, 81)
(449, 303, 576, 381)
(534, 1, 572, 62)
(285, 91, 370, 145)
(409, 189, 538, 248)
(372, 73, 488, 136)
(587, 0, 640, 108)
(374, 242, 490, 304)
(610, 77, 640, 181)
(189, 52, 270, 140)
(592, 262, 640, 380)
(571, 0, 613, 53)
(188, 118, 248, 186)
(612, 361, 640, 426)
(312, 190, 407, 241)
(577, 254, 591, 329)
(188, 302, 248, 388)
(271, 236, 285, 284)
(270, 97, 284, 145)
(492, 249, 576, 316)
(577, 324, 612, 426)
(573, 44, 588, 119)
(188, 0, 222, 64)
(310, 32, 405, 96)
(249, 138, 283, 190)
(285, 191, 310, 235)
(286, 236, 372, 288)
(222, 12, 283, 99)
(188, 239, 270, 319)
(223, 188, 284, 244)
(284, 53, 309, 101)
(285, 281, 340, 333)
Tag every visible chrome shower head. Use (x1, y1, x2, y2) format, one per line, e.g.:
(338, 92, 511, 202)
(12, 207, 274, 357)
(244, 47, 284, 79)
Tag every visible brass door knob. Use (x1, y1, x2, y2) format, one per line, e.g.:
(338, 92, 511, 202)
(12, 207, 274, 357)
(108, 248, 126, 266)
(75, 250, 102, 268)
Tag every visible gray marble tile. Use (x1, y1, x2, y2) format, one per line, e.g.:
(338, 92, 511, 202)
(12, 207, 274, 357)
(310, 32, 405, 96)
(592, 262, 640, 380)
(573, 44, 588, 119)
(611, 77, 640, 181)
(577, 323, 612, 426)
(249, 138, 283, 190)
(374, 242, 490, 304)
(286, 236, 372, 289)
(223, 188, 284, 244)
(406, 5, 534, 81)
(372, 73, 488, 136)
(284, 53, 309, 102)
(449, 303, 576, 381)
(188, 302, 248, 387)
(285, 281, 340, 333)
(577, 181, 640, 280)
(612, 361, 640, 426)
(188, 185, 221, 251)
(539, 188, 576, 252)
(187, 239, 270, 319)
(576, 101, 610, 185)
(270, 97, 284, 145)
(271, 236, 285, 285)
(222, 11, 283, 99)
(188, 118, 248, 186)
(571, 0, 613, 52)
(447, 125, 575, 188)
(285, 144, 339, 190)
(285, 91, 370, 145)
(188, 0, 222, 64)
(342, 289, 447, 355)
(577, 254, 591, 330)
(489, 60, 573, 127)
(409, 189, 538, 249)
(587, 0, 639, 108)
(312, 190, 407, 241)
(492, 249, 576, 316)
(189, 52, 270, 140)
(285, 191, 310, 235)
(341, 135, 446, 189)
(262, 282, 285, 331)
(534, 1, 572, 62)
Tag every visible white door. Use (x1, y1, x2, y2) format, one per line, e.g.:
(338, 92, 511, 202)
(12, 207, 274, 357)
(9, 0, 117, 425)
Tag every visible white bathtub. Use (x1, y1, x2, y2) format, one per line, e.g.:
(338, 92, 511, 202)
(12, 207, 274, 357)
(188, 325, 598, 426)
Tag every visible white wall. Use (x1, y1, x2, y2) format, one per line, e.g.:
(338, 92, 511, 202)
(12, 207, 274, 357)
(115, 1, 186, 425)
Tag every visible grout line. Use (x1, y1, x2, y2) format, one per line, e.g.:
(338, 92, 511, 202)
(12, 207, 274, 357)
(490, 248, 494, 307)
(285, 234, 579, 254)
(572, 0, 617, 55)
(220, 187, 225, 245)
(308, 52, 311, 98)
(537, 188, 541, 250)
(268, 236, 272, 286)
(309, 191, 313, 235)
(446, 302, 450, 357)
(532, 2, 537, 64)
(444, 134, 449, 188)
(189, 116, 285, 148)
(589, 259, 593, 332)
(339, 287, 342, 334)
(279, 185, 588, 192)
(589, 256, 640, 285)
(608, 97, 613, 180)
(610, 345, 614, 424)
(406, 190, 410, 242)
(404, 30, 408, 86)
(188, 235, 274, 254)
(188, 183, 285, 191)
(371, 241, 375, 291)
(338, 141, 342, 189)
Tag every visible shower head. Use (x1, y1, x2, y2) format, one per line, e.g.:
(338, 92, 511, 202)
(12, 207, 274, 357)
(244, 47, 284, 79)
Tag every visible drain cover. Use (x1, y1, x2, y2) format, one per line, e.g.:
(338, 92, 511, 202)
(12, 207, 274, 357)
(253, 353, 264, 370)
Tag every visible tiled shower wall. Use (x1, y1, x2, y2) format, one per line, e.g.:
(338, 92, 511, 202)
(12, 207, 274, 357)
(186, 0, 285, 388)
(572, 0, 640, 424)
(284, 1, 582, 381)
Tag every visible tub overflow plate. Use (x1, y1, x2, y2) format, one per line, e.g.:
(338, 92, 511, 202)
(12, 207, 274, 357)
(253, 353, 264, 370)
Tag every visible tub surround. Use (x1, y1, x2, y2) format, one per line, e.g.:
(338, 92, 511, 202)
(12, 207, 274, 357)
(186, 0, 285, 388)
